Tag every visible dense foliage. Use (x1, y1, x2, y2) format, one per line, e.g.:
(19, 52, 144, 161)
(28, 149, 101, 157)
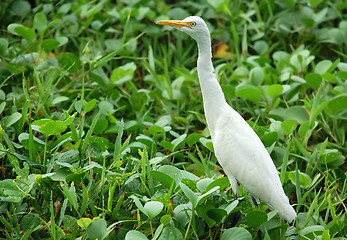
(0, 0, 346, 239)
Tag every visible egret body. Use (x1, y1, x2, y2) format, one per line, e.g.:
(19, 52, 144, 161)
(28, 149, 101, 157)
(156, 16, 296, 222)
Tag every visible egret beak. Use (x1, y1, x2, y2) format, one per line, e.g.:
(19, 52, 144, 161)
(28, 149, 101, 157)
(156, 20, 192, 29)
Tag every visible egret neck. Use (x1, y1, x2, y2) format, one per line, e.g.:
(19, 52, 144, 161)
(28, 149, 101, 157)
(195, 31, 227, 137)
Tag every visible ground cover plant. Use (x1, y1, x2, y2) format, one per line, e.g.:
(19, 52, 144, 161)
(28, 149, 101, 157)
(0, 0, 346, 239)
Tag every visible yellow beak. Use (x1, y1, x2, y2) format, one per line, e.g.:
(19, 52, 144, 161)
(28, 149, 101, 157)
(155, 20, 192, 29)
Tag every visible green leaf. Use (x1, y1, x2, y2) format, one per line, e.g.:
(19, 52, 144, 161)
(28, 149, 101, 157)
(196, 205, 216, 226)
(207, 208, 227, 223)
(267, 84, 283, 99)
(3, 112, 22, 128)
(206, 177, 230, 192)
(60, 182, 78, 212)
(94, 118, 109, 134)
(32, 117, 74, 136)
(315, 60, 332, 74)
(8, 24, 36, 42)
(221, 227, 252, 240)
(196, 178, 214, 192)
(160, 215, 172, 225)
(87, 136, 110, 158)
(110, 62, 137, 85)
(9, 0, 31, 16)
(0, 102, 5, 115)
(144, 201, 164, 219)
(86, 218, 107, 240)
(286, 106, 309, 124)
(324, 94, 347, 116)
(281, 120, 297, 135)
(125, 230, 149, 240)
(236, 84, 261, 103)
(0, 38, 8, 56)
(152, 165, 182, 190)
(180, 183, 198, 207)
(20, 213, 41, 231)
(308, 0, 323, 7)
(158, 225, 183, 240)
(77, 218, 93, 229)
(197, 186, 220, 206)
(288, 170, 312, 189)
(305, 73, 322, 89)
(42, 39, 60, 52)
(199, 138, 214, 152)
(246, 210, 268, 229)
(129, 195, 147, 217)
(33, 12, 47, 33)
(260, 131, 277, 147)
(249, 67, 264, 85)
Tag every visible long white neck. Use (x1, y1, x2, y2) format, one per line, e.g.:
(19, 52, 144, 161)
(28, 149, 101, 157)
(195, 35, 228, 138)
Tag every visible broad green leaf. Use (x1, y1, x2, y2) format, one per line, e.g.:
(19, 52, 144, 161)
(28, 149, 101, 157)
(196, 205, 216, 226)
(3, 112, 22, 128)
(160, 215, 172, 225)
(196, 178, 214, 192)
(60, 182, 78, 212)
(32, 119, 69, 136)
(246, 210, 268, 229)
(253, 40, 268, 55)
(151, 165, 182, 189)
(94, 118, 109, 134)
(77, 218, 93, 229)
(144, 201, 164, 219)
(324, 95, 347, 116)
(87, 136, 110, 158)
(52, 96, 69, 105)
(281, 120, 297, 135)
(86, 218, 107, 240)
(236, 84, 261, 103)
(129, 195, 147, 217)
(180, 183, 198, 207)
(20, 213, 41, 231)
(288, 171, 312, 189)
(260, 131, 277, 147)
(249, 67, 264, 85)
(9, 0, 31, 16)
(300, 225, 325, 236)
(158, 225, 183, 240)
(199, 137, 214, 152)
(315, 60, 332, 74)
(42, 39, 60, 52)
(286, 106, 310, 124)
(110, 62, 136, 85)
(0, 38, 8, 56)
(267, 84, 283, 99)
(206, 177, 230, 192)
(125, 230, 149, 240)
(0, 102, 6, 115)
(207, 208, 227, 223)
(221, 227, 252, 240)
(197, 186, 220, 206)
(305, 73, 322, 89)
(33, 12, 47, 33)
(10, 24, 36, 42)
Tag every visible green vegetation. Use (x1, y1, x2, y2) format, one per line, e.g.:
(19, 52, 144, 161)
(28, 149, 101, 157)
(0, 0, 346, 239)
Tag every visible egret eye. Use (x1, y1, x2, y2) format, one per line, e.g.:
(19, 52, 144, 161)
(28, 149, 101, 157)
(190, 21, 196, 27)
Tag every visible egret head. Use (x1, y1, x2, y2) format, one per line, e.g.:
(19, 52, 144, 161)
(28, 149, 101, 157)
(156, 16, 210, 43)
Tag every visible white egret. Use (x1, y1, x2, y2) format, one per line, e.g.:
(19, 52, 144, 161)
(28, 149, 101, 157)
(156, 16, 296, 222)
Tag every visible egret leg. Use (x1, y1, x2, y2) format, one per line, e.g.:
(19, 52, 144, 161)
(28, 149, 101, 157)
(228, 175, 238, 200)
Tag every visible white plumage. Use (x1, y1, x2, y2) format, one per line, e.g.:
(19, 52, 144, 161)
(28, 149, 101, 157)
(156, 16, 296, 222)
